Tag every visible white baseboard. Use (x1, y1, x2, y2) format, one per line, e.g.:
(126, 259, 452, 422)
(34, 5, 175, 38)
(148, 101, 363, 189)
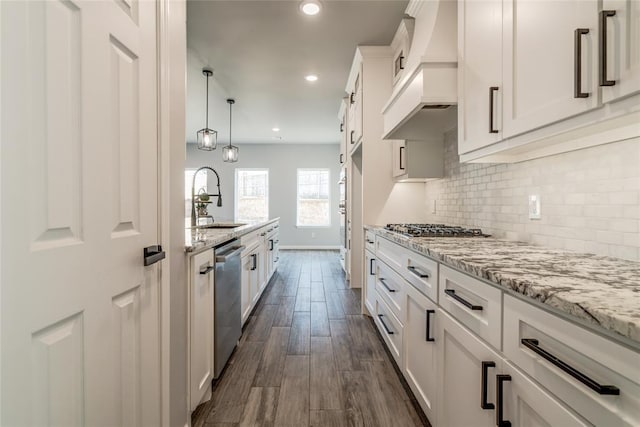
(279, 245, 340, 250)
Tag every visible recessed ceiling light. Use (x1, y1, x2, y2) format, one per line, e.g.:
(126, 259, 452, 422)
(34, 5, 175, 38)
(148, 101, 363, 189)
(272, 127, 280, 132)
(305, 74, 318, 82)
(300, 0, 321, 15)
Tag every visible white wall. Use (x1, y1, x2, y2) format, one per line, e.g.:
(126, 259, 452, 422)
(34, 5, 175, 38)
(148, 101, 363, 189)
(187, 143, 341, 248)
(424, 129, 640, 261)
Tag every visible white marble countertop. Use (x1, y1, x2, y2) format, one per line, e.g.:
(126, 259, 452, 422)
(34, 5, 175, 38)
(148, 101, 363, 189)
(367, 225, 640, 347)
(185, 218, 279, 254)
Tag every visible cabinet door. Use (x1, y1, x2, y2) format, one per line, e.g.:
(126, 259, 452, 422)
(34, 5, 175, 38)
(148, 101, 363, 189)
(458, 0, 503, 154)
(437, 309, 500, 427)
(364, 250, 376, 314)
(404, 284, 438, 424)
(241, 253, 253, 324)
(502, 0, 600, 138)
(340, 109, 348, 164)
(501, 362, 590, 427)
(601, 0, 640, 103)
(348, 68, 362, 148)
(392, 140, 406, 178)
(190, 250, 215, 410)
(252, 251, 262, 304)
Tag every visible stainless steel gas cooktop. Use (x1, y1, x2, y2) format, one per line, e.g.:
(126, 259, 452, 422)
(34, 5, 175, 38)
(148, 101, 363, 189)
(384, 223, 491, 238)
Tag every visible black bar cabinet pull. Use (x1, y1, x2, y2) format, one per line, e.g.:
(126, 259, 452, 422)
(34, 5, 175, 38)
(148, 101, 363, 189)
(350, 91, 355, 104)
(369, 258, 375, 275)
(340, 122, 344, 132)
(250, 253, 257, 271)
(574, 28, 590, 98)
(378, 314, 394, 335)
(143, 245, 165, 266)
(481, 361, 496, 410)
(444, 289, 483, 310)
(407, 265, 429, 279)
(521, 338, 620, 395)
(350, 130, 355, 144)
(399, 145, 405, 170)
(496, 374, 512, 427)
(599, 10, 616, 87)
(379, 278, 396, 293)
(269, 239, 274, 251)
(425, 309, 435, 342)
(200, 265, 215, 275)
(489, 86, 499, 133)
(340, 153, 344, 164)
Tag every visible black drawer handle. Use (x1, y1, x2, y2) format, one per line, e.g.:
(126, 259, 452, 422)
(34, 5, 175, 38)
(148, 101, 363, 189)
(521, 338, 620, 395)
(444, 289, 482, 310)
(378, 314, 394, 335)
(369, 258, 375, 276)
(200, 265, 214, 275)
(481, 361, 495, 410)
(366, 239, 374, 244)
(399, 145, 405, 170)
(143, 245, 165, 266)
(350, 130, 355, 144)
(379, 278, 396, 293)
(496, 374, 512, 427)
(574, 28, 590, 98)
(350, 91, 355, 104)
(599, 10, 616, 87)
(407, 265, 429, 279)
(425, 309, 435, 342)
(250, 253, 257, 271)
(340, 153, 344, 164)
(489, 86, 499, 133)
(269, 239, 274, 251)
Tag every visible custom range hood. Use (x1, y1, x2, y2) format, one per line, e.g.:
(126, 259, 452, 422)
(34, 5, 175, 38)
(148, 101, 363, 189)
(382, 0, 457, 140)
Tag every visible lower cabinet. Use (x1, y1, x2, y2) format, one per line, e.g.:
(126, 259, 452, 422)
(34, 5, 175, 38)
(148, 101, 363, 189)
(403, 283, 438, 423)
(374, 295, 403, 365)
(436, 309, 499, 427)
(241, 249, 259, 324)
(364, 249, 376, 314)
(189, 249, 215, 411)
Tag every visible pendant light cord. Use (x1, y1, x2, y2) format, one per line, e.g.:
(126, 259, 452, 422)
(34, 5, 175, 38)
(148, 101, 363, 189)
(205, 74, 209, 129)
(229, 101, 232, 147)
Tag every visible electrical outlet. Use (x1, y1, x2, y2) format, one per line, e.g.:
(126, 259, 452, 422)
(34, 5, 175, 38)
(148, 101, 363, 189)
(431, 200, 437, 214)
(529, 195, 541, 219)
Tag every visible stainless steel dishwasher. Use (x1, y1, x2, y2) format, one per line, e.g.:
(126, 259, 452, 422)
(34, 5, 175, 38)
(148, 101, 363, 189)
(213, 239, 244, 378)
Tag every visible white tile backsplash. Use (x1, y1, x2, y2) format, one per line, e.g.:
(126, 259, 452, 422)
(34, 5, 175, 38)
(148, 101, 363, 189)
(424, 130, 640, 261)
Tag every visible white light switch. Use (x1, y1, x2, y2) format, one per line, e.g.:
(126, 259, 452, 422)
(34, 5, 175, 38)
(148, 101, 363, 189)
(431, 200, 437, 214)
(529, 195, 541, 219)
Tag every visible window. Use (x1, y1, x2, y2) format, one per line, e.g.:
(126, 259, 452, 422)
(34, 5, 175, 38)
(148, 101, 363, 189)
(297, 168, 330, 227)
(235, 169, 269, 222)
(185, 169, 208, 226)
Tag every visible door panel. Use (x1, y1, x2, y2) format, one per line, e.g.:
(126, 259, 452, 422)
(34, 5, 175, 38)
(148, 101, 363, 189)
(1, 1, 161, 425)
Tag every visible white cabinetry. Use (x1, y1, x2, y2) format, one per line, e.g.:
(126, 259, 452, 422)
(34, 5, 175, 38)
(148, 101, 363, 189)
(403, 282, 438, 424)
(241, 245, 260, 324)
(189, 249, 215, 411)
(364, 231, 376, 315)
(391, 17, 415, 86)
(339, 98, 348, 165)
(601, 1, 640, 104)
(391, 139, 444, 182)
(458, 0, 640, 163)
(458, 0, 503, 154)
(347, 64, 363, 151)
(436, 309, 499, 427)
(502, 0, 599, 137)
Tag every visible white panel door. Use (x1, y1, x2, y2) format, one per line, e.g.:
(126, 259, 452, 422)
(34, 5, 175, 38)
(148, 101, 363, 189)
(403, 283, 438, 424)
(189, 251, 214, 411)
(502, 0, 600, 138)
(601, 0, 640, 103)
(437, 309, 500, 427)
(458, 0, 503, 154)
(1, 1, 161, 426)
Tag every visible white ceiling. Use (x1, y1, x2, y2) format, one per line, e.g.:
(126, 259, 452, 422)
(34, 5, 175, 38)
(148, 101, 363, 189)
(186, 0, 408, 145)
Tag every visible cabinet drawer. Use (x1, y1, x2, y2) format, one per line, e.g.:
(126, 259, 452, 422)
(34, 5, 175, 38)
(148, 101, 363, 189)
(375, 295, 403, 366)
(364, 230, 376, 252)
(375, 259, 406, 324)
(504, 295, 640, 426)
(376, 236, 405, 273)
(399, 249, 438, 303)
(439, 265, 502, 350)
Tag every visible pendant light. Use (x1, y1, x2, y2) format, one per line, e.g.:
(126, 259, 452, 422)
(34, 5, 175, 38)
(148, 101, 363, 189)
(222, 98, 239, 162)
(197, 67, 217, 151)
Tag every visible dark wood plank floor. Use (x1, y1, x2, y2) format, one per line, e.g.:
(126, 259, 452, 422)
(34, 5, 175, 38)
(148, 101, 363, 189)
(193, 250, 428, 427)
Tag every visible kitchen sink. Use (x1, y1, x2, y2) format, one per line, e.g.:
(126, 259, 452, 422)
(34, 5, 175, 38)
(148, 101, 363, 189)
(196, 223, 246, 229)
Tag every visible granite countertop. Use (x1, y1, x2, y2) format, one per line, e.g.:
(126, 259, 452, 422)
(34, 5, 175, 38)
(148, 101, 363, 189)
(367, 226, 640, 346)
(186, 218, 279, 254)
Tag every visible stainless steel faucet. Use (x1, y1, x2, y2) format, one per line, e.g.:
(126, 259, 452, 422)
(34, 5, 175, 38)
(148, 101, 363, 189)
(191, 166, 222, 227)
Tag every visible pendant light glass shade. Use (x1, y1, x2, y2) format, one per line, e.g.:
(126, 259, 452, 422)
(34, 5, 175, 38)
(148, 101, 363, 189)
(223, 98, 239, 162)
(197, 68, 217, 151)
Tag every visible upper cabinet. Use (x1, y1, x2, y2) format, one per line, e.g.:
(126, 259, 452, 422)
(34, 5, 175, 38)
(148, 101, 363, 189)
(347, 62, 363, 151)
(601, 0, 640, 104)
(458, 0, 640, 163)
(392, 140, 444, 182)
(391, 18, 415, 87)
(338, 97, 348, 165)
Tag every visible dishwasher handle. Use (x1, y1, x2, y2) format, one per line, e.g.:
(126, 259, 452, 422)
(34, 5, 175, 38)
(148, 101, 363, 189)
(216, 246, 245, 263)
